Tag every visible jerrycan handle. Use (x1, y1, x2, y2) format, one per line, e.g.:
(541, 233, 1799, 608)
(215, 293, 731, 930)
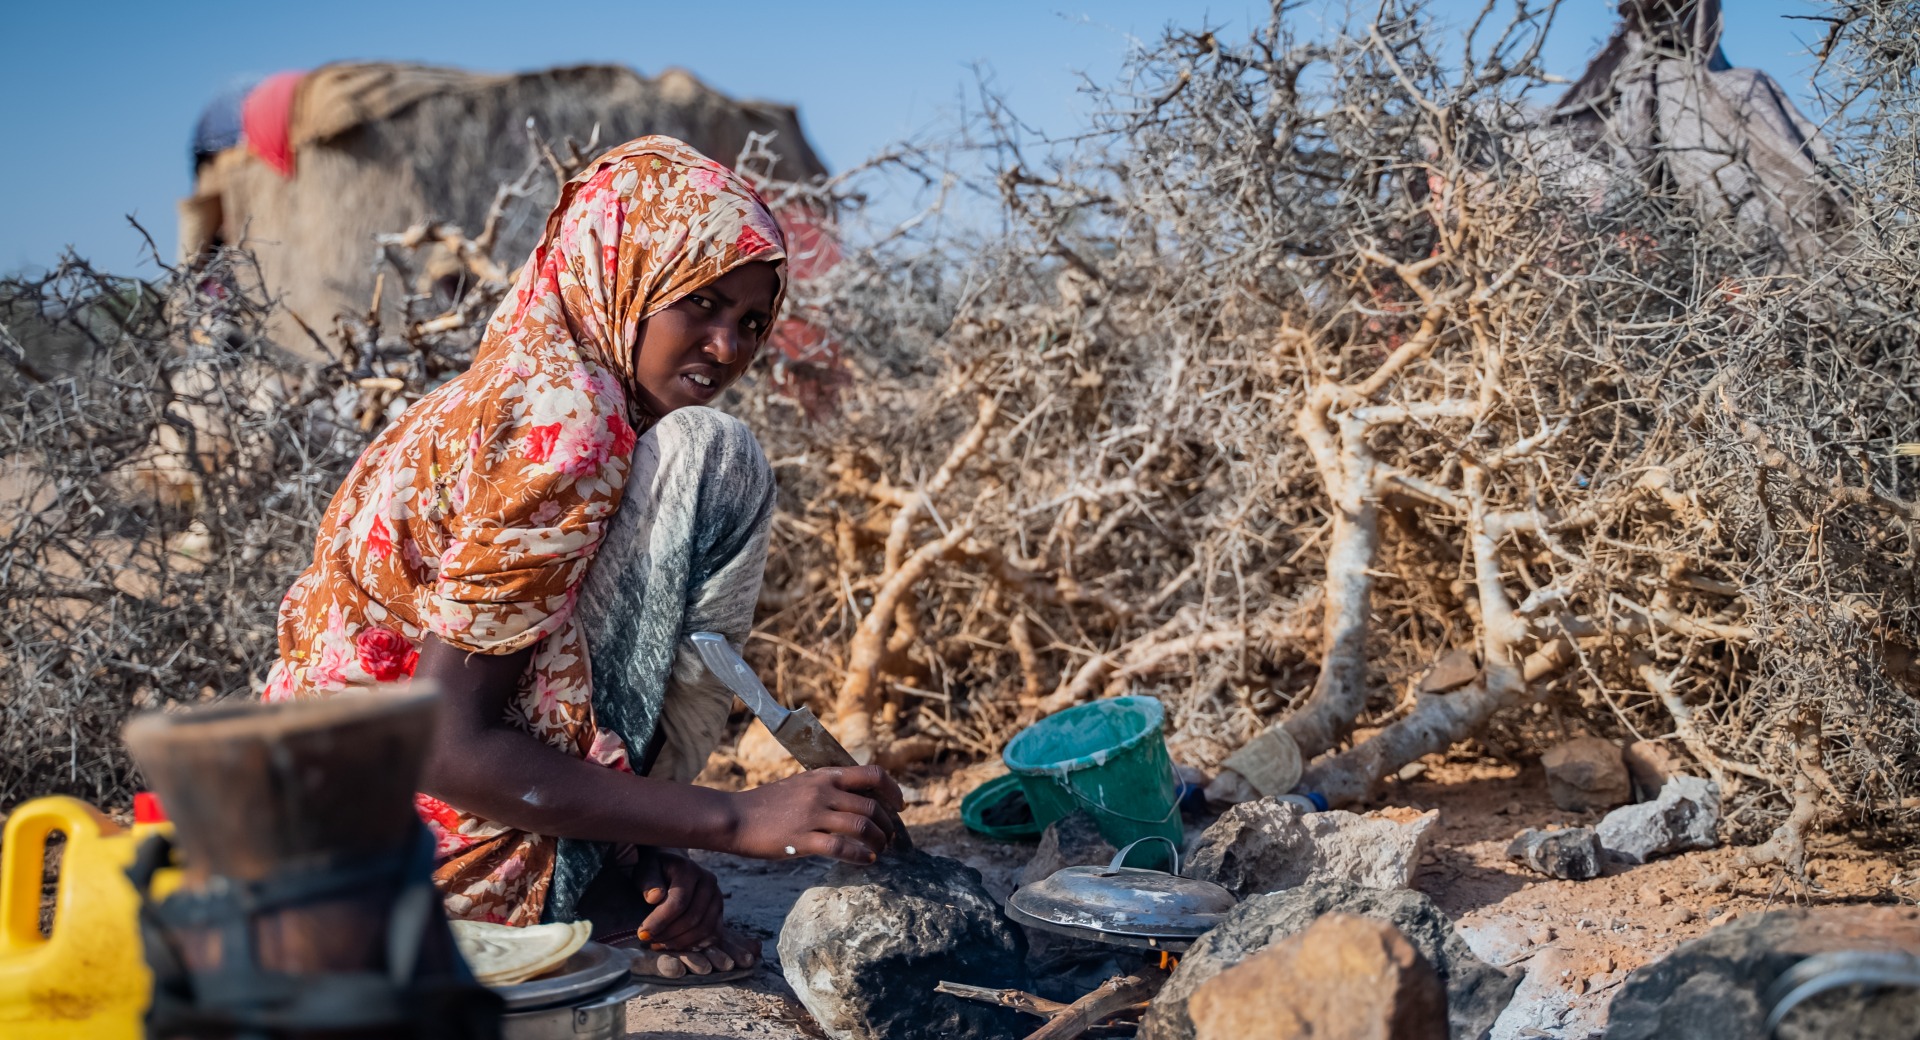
(0, 796, 109, 951)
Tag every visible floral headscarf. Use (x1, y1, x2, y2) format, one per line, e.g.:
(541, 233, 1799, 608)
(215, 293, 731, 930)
(263, 137, 787, 923)
(515, 137, 788, 398)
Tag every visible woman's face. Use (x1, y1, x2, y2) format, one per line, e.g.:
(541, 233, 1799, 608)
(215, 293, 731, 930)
(630, 260, 780, 418)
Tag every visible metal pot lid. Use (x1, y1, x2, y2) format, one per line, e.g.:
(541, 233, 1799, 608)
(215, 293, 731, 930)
(490, 941, 632, 1011)
(1006, 837, 1236, 943)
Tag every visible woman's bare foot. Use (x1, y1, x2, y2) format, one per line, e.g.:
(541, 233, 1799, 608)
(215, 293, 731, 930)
(630, 928, 761, 980)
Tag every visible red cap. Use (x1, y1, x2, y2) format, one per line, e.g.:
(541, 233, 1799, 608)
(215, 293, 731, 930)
(133, 792, 168, 824)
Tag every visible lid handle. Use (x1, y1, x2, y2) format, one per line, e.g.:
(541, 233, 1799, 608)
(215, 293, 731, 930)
(1108, 835, 1182, 875)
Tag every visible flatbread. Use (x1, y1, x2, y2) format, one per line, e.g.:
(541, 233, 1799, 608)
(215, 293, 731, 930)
(450, 919, 594, 987)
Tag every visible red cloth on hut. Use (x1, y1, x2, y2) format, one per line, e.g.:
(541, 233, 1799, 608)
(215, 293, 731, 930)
(242, 70, 306, 177)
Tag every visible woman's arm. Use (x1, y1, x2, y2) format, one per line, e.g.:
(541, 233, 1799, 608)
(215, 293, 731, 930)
(415, 636, 901, 862)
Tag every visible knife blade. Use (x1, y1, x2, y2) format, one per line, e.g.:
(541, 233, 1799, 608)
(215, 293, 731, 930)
(692, 632, 856, 770)
(690, 632, 911, 852)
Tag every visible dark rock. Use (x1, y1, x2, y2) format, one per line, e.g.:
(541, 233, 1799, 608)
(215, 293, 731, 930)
(1187, 800, 1437, 897)
(1505, 827, 1602, 880)
(779, 849, 1030, 1040)
(1604, 907, 1920, 1040)
(1190, 912, 1448, 1040)
(1540, 737, 1632, 812)
(1139, 881, 1517, 1040)
(1018, 811, 1117, 888)
(1595, 776, 1720, 864)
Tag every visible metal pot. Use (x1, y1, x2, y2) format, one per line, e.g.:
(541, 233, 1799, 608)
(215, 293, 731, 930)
(494, 942, 642, 1040)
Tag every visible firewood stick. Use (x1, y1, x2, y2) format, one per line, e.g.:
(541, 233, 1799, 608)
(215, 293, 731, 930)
(934, 980, 1070, 1019)
(1022, 975, 1157, 1040)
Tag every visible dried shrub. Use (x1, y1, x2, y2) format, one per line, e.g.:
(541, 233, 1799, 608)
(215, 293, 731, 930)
(741, 0, 1920, 864)
(5, 1, 1916, 876)
(0, 248, 369, 807)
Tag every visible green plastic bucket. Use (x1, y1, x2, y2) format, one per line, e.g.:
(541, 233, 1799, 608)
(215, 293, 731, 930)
(1002, 696, 1183, 868)
(959, 773, 1047, 842)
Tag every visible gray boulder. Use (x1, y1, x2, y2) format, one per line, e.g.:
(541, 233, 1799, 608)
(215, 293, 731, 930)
(1596, 776, 1720, 864)
(1186, 799, 1438, 897)
(780, 849, 1030, 1040)
(1605, 907, 1920, 1040)
(1139, 881, 1517, 1040)
(1506, 827, 1602, 880)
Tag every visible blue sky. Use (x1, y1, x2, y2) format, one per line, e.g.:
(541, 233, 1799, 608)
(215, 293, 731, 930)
(2, 1, 1829, 275)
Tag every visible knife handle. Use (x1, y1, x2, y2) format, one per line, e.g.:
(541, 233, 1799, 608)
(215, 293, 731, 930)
(778, 710, 913, 853)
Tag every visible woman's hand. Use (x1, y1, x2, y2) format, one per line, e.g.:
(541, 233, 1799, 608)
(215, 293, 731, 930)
(721, 765, 905, 863)
(633, 851, 724, 951)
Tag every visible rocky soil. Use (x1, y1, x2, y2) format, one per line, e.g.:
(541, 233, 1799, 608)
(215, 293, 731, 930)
(619, 754, 1918, 1039)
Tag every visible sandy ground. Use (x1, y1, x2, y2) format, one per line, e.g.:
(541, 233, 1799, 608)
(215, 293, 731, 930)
(617, 752, 1918, 1039)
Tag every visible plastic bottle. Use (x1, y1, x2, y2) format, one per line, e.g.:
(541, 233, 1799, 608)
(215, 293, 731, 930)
(0, 793, 177, 1039)
(1277, 791, 1329, 813)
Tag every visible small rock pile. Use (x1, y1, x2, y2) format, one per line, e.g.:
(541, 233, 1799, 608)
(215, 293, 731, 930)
(1503, 737, 1723, 880)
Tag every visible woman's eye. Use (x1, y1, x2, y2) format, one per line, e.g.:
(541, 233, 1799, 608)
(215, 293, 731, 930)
(688, 294, 712, 310)
(743, 316, 765, 333)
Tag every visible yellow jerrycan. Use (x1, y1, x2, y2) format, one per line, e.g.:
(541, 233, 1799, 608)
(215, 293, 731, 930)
(0, 794, 175, 1039)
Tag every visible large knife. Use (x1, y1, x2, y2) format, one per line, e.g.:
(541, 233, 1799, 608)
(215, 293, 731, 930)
(691, 632, 911, 853)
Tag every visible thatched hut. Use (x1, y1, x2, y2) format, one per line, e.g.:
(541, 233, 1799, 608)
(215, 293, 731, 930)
(180, 62, 830, 356)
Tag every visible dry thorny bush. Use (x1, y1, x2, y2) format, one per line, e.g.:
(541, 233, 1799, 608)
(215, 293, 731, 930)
(3, 1, 1917, 875)
(0, 247, 365, 806)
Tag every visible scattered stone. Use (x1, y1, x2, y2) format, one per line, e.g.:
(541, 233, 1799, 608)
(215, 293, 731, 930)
(1595, 776, 1721, 864)
(1658, 905, 1695, 929)
(1637, 884, 1669, 907)
(1540, 737, 1632, 813)
(1188, 913, 1448, 1040)
(1621, 740, 1691, 802)
(1506, 827, 1602, 880)
(1140, 881, 1517, 1040)
(1017, 811, 1117, 888)
(1604, 907, 1920, 1040)
(1523, 923, 1555, 947)
(779, 849, 1030, 1040)
(1398, 761, 1430, 782)
(1418, 648, 1480, 694)
(1187, 799, 1439, 897)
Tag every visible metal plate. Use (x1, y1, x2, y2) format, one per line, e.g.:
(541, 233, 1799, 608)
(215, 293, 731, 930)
(490, 941, 633, 1011)
(1006, 900, 1198, 952)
